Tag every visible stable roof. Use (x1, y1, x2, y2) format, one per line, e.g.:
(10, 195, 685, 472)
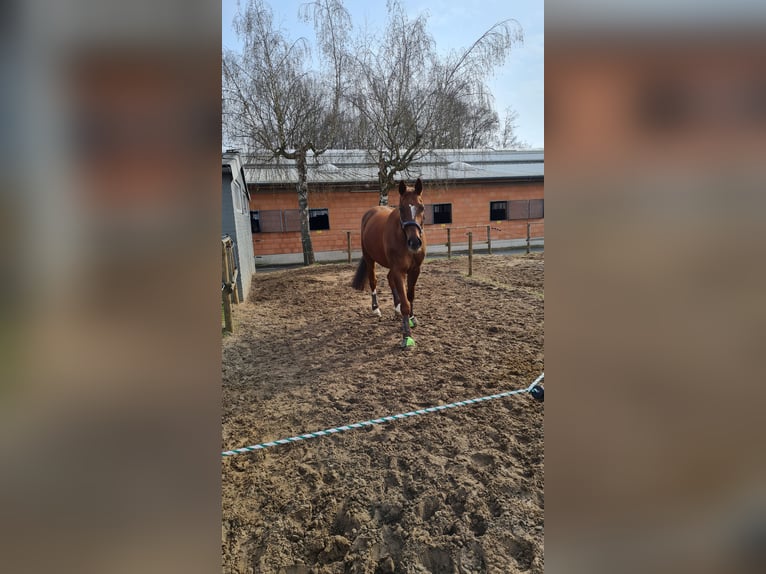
(242, 149, 543, 187)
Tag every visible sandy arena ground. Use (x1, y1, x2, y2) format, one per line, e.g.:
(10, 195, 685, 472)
(222, 253, 544, 573)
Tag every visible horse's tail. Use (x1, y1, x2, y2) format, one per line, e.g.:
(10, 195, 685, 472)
(351, 258, 368, 291)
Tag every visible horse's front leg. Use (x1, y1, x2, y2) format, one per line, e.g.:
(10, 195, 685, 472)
(389, 270, 414, 348)
(388, 271, 402, 316)
(406, 266, 421, 329)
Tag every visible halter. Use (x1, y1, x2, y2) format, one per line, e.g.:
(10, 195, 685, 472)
(401, 219, 423, 234)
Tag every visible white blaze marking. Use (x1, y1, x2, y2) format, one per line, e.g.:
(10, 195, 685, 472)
(410, 205, 417, 219)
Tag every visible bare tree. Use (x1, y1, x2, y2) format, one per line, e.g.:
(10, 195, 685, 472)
(223, 0, 338, 265)
(300, 0, 352, 147)
(430, 88, 501, 148)
(342, 1, 431, 205)
(225, 0, 525, 233)
(495, 107, 529, 149)
(330, 0, 523, 205)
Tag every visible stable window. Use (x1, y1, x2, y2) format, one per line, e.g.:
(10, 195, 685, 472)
(432, 203, 452, 224)
(250, 210, 260, 233)
(490, 201, 507, 221)
(258, 210, 284, 233)
(309, 208, 330, 230)
(282, 209, 302, 232)
(508, 200, 530, 220)
(419, 204, 450, 225)
(490, 199, 545, 221)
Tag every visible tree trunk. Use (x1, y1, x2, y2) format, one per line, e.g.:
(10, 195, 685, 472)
(295, 150, 315, 265)
(377, 158, 392, 206)
(378, 181, 389, 206)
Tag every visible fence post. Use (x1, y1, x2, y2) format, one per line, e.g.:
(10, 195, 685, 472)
(526, 222, 531, 254)
(486, 225, 492, 255)
(228, 243, 240, 303)
(222, 288, 233, 333)
(447, 228, 452, 259)
(346, 231, 352, 264)
(222, 239, 233, 333)
(468, 232, 473, 276)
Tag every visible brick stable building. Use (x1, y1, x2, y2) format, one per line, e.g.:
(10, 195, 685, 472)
(243, 149, 544, 266)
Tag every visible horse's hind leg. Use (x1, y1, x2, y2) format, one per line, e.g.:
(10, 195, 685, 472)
(366, 256, 381, 317)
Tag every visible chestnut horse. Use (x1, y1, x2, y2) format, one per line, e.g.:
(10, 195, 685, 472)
(351, 178, 426, 348)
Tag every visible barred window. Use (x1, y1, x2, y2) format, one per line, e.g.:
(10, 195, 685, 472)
(490, 201, 507, 221)
(309, 208, 330, 230)
(432, 203, 452, 224)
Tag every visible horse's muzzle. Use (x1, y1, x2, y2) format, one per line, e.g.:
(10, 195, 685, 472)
(401, 220, 423, 252)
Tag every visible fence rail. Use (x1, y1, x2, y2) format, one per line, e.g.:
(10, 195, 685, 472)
(341, 221, 544, 263)
(252, 221, 543, 267)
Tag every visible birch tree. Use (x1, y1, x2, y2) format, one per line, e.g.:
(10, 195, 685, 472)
(223, 0, 338, 265)
(336, 0, 524, 204)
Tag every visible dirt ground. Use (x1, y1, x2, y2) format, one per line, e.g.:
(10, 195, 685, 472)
(222, 253, 544, 574)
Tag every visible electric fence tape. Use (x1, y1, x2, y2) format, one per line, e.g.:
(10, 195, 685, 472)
(222, 372, 543, 457)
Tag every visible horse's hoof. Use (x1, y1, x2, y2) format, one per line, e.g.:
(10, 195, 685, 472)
(394, 304, 402, 316)
(401, 336, 416, 348)
(409, 316, 418, 328)
(373, 308, 382, 317)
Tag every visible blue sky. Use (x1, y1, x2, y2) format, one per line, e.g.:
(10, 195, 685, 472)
(222, 0, 543, 149)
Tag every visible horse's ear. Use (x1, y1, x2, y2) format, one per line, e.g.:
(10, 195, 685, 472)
(415, 178, 423, 195)
(398, 181, 406, 196)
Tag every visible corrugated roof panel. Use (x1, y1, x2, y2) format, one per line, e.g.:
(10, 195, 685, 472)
(242, 149, 543, 185)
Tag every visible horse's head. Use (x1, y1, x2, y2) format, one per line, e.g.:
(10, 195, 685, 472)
(398, 178, 425, 253)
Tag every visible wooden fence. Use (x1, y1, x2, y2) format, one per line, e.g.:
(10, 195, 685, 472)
(341, 221, 544, 264)
(222, 236, 240, 333)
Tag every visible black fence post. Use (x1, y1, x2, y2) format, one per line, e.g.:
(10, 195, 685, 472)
(468, 232, 473, 276)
